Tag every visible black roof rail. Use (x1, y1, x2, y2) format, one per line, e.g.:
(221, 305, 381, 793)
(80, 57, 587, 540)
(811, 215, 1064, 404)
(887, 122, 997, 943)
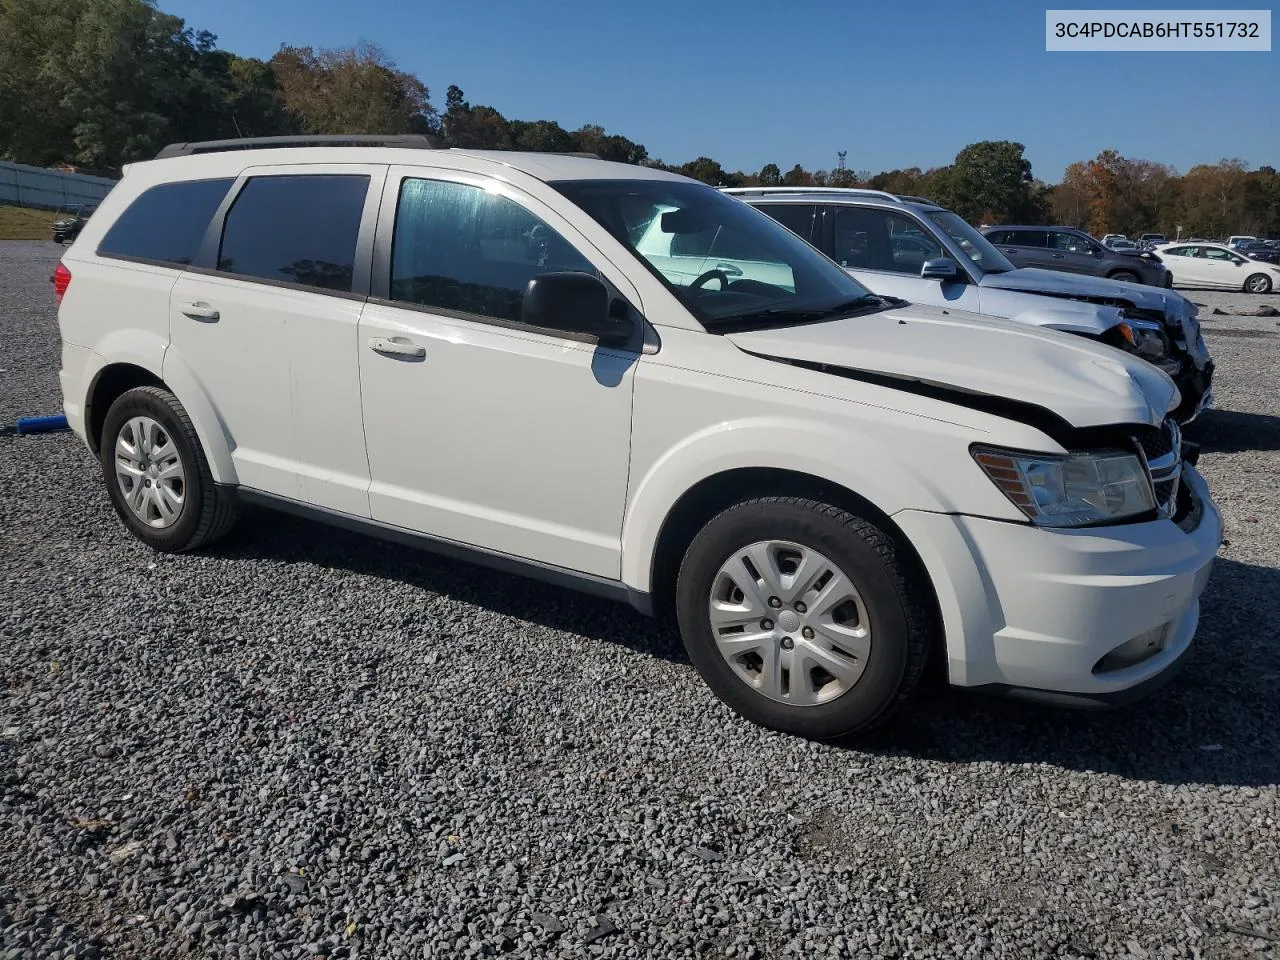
(154, 134, 445, 159)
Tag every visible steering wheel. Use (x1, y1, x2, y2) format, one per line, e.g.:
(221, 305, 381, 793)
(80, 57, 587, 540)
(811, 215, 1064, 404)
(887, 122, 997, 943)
(688, 268, 729, 293)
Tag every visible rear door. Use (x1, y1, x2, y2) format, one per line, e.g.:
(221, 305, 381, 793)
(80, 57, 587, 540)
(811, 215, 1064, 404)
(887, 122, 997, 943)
(991, 229, 1052, 269)
(168, 164, 384, 513)
(1199, 246, 1249, 288)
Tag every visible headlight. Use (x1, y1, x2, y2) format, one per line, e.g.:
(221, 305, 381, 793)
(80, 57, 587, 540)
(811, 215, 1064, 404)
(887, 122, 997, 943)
(972, 447, 1156, 527)
(1117, 319, 1171, 363)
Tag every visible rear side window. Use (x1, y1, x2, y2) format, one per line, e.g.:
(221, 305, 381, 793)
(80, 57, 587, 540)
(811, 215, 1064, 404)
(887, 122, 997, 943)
(97, 178, 233, 265)
(757, 204, 819, 243)
(218, 174, 370, 292)
(1006, 230, 1048, 248)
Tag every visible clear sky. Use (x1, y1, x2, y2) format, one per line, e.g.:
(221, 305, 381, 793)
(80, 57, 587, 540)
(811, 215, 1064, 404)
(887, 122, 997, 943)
(157, 0, 1277, 182)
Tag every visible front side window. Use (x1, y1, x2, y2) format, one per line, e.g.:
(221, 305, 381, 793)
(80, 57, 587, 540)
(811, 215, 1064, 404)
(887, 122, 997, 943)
(1164, 246, 1194, 258)
(925, 210, 1017, 274)
(98, 178, 233, 265)
(1203, 247, 1239, 262)
(832, 207, 943, 274)
(1050, 231, 1097, 254)
(553, 179, 878, 330)
(389, 178, 596, 325)
(218, 174, 369, 292)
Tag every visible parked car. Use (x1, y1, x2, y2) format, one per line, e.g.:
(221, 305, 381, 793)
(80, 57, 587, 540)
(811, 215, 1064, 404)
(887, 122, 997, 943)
(1139, 233, 1167, 245)
(981, 225, 1170, 287)
(727, 188, 1213, 422)
(1158, 242, 1280, 292)
(1237, 240, 1280, 264)
(52, 203, 95, 244)
(1109, 239, 1140, 251)
(1101, 233, 1127, 247)
(54, 135, 1221, 738)
(1226, 236, 1257, 251)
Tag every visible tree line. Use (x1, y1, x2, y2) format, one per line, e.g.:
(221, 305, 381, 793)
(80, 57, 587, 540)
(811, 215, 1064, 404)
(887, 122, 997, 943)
(0, 0, 1274, 238)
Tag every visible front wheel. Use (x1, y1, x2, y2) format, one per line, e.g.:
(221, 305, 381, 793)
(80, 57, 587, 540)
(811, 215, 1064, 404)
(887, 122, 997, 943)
(675, 497, 934, 739)
(100, 386, 238, 552)
(1245, 273, 1273, 294)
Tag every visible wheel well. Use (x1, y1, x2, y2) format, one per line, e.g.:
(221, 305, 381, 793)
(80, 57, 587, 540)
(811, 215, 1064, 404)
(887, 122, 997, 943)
(647, 467, 940, 626)
(85, 363, 165, 453)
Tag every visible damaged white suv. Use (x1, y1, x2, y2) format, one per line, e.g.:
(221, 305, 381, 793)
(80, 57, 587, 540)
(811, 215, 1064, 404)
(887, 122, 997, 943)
(55, 136, 1222, 738)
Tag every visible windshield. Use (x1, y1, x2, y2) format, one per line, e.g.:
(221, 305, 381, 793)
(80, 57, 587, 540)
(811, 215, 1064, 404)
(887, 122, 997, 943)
(552, 179, 881, 329)
(924, 210, 1016, 275)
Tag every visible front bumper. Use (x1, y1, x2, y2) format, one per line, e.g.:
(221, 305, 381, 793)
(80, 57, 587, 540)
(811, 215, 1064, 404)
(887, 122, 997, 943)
(1172, 359, 1214, 424)
(895, 464, 1222, 704)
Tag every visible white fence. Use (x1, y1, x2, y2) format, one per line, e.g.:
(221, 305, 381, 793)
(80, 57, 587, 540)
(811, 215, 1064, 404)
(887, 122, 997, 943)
(0, 160, 116, 211)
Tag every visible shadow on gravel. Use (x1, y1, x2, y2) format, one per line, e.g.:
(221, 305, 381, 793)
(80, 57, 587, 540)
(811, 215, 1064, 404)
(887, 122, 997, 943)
(856, 558, 1280, 788)
(216, 514, 1279, 786)
(1185, 409, 1280, 454)
(209, 509, 688, 662)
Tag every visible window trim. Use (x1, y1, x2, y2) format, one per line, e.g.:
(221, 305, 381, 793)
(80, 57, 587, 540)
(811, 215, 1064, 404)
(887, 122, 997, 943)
(95, 176, 237, 269)
(370, 168, 647, 349)
(192, 163, 387, 298)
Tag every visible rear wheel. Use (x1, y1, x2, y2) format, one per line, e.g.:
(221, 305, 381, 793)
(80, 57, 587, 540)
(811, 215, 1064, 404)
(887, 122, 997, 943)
(1245, 273, 1272, 294)
(100, 386, 238, 552)
(675, 497, 933, 739)
(1108, 270, 1140, 284)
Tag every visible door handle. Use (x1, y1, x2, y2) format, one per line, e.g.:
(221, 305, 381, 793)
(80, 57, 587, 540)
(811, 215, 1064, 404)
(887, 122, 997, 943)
(1050, 253, 1065, 259)
(368, 336, 426, 360)
(180, 301, 219, 322)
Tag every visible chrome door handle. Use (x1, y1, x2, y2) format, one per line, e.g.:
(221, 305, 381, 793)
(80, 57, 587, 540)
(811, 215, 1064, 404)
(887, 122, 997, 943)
(368, 336, 426, 359)
(1050, 254, 1065, 259)
(181, 301, 219, 321)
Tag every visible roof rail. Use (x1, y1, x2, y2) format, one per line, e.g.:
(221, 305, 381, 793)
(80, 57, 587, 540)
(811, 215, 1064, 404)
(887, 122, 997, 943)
(721, 186, 904, 201)
(154, 134, 445, 159)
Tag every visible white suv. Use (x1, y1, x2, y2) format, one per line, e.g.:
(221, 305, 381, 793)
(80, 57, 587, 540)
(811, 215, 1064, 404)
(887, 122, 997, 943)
(55, 135, 1222, 738)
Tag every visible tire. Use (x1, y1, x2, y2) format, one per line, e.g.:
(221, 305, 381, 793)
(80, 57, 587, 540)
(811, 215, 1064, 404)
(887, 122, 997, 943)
(1108, 270, 1139, 284)
(1245, 273, 1272, 294)
(1163, 272, 1174, 288)
(675, 497, 933, 739)
(99, 386, 238, 552)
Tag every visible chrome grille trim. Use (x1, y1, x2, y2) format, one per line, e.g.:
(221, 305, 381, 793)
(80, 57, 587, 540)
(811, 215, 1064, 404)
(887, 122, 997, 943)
(1135, 421, 1182, 517)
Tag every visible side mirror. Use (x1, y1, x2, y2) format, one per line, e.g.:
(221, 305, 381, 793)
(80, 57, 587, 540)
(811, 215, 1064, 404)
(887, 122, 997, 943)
(921, 257, 958, 281)
(522, 272, 633, 344)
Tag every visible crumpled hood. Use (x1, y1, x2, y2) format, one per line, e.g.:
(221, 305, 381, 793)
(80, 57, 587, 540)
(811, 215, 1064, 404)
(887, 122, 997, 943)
(981, 267, 1182, 315)
(726, 304, 1177, 429)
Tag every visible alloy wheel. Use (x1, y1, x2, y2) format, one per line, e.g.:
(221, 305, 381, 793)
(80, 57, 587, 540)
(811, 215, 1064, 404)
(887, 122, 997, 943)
(114, 415, 186, 528)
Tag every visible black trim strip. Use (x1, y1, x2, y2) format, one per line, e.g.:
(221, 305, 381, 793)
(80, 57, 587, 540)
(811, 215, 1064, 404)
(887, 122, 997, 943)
(230, 486, 654, 617)
(183, 265, 370, 302)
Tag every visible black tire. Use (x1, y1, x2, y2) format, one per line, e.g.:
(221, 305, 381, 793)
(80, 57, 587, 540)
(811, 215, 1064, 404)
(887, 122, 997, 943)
(53, 236, 63, 245)
(1108, 270, 1139, 284)
(1163, 272, 1174, 288)
(675, 497, 933, 739)
(100, 386, 238, 552)
(1245, 273, 1272, 294)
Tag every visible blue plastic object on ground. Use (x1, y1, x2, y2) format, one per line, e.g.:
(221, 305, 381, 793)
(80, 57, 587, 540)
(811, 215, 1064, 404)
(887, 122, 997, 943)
(15, 414, 70, 434)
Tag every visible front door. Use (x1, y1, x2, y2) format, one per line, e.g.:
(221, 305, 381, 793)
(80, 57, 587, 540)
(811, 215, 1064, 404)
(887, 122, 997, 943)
(357, 170, 642, 578)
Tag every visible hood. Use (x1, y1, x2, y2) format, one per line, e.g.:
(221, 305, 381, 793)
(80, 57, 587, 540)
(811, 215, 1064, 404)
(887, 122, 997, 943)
(981, 267, 1179, 315)
(725, 304, 1177, 430)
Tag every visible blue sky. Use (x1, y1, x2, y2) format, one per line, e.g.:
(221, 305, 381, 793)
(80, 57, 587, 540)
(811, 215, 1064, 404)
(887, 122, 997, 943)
(158, 0, 1276, 182)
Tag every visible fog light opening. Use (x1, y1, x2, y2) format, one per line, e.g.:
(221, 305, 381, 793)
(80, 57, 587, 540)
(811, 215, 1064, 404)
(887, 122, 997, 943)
(1093, 623, 1173, 674)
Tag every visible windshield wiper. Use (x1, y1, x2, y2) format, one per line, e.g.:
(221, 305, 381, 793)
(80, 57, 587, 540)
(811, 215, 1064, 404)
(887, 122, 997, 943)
(706, 294, 893, 331)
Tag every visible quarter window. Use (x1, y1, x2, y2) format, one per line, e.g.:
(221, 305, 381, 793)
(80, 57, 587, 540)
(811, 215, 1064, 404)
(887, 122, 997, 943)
(218, 174, 370, 292)
(389, 178, 596, 325)
(97, 178, 233, 265)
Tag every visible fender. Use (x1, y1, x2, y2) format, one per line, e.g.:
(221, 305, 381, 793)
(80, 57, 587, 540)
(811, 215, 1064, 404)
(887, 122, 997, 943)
(83, 330, 238, 484)
(1005, 303, 1126, 336)
(618, 414, 1020, 593)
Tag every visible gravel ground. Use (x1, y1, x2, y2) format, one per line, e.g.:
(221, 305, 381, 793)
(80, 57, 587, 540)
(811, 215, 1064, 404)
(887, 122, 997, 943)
(1, 239, 1277, 960)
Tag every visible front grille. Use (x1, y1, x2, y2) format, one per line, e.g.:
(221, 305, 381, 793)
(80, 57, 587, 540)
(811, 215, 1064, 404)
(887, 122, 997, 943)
(1132, 421, 1182, 517)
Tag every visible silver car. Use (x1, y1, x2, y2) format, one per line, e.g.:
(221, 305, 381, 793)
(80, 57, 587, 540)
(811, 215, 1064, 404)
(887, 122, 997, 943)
(725, 187, 1213, 423)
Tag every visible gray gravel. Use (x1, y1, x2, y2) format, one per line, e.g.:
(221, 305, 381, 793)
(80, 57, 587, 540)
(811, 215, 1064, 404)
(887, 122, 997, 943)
(2, 239, 1277, 959)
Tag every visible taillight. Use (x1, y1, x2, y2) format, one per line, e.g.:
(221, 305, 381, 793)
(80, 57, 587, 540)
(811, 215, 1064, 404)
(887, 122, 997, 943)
(52, 262, 71, 305)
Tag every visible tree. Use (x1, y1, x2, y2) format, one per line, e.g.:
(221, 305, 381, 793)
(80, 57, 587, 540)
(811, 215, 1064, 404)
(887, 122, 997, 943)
(270, 43, 437, 136)
(680, 156, 729, 185)
(782, 164, 812, 187)
(758, 163, 782, 186)
(571, 124, 647, 164)
(941, 140, 1036, 222)
(827, 167, 858, 188)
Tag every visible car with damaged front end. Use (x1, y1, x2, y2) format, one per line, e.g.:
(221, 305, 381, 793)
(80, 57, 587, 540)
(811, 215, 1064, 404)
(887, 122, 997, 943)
(58, 145, 1221, 740)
